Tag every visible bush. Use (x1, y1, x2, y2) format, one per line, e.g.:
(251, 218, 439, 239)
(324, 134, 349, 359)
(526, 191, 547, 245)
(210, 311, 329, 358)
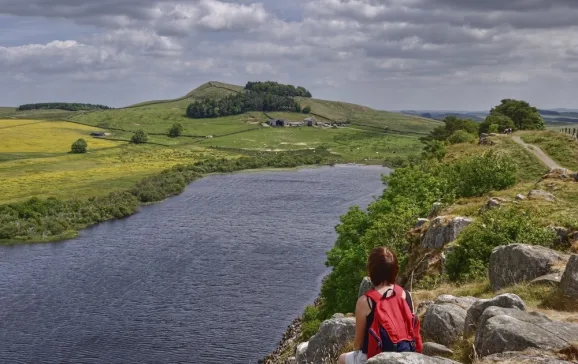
(71, 138, 88, 153)
(168, 123, 183, 138)
(303, 105, 312, 114)
(422, 140, 446, 160)
(131, 130, 148, 144)
(301, 305, 322, 340)
(445, 207, 556, 282)
(448, 130, 476, 144)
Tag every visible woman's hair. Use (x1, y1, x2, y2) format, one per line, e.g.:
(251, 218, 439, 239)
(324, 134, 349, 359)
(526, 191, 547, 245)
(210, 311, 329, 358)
(367, 247, 399, 286)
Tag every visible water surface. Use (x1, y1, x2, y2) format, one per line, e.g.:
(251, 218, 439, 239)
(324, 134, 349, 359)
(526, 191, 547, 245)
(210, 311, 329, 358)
(0, 165, 388, 364)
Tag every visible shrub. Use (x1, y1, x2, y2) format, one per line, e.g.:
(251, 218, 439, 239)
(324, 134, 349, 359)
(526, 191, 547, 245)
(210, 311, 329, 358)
(70, 138, 88, 153)
(168, 123, 183, 138)
(131, 130, 148, 144)
(301, 305, 322, 340)
(445, 207, 556, 282)
(422, 140, 446, 160)
(448, 130, 476, 144)
(303, 105, 312, 114)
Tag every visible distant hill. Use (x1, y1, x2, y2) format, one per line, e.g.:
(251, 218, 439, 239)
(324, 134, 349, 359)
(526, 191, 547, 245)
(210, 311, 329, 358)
(401, 109, 578, 124)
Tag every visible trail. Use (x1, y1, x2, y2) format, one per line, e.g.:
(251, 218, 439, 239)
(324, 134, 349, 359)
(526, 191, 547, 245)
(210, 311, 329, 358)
(511, 135, 562, 170)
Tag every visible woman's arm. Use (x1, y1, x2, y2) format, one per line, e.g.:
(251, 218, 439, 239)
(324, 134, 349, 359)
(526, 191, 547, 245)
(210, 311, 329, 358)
(353, 295, 371, 350)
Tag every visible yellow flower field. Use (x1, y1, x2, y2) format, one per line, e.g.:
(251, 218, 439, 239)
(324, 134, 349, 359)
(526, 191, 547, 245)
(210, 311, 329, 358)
(0, 119, 121, 153)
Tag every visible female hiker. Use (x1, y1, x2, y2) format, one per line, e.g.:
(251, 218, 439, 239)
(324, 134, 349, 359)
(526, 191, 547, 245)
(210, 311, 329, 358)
(338, 247, 423, 364)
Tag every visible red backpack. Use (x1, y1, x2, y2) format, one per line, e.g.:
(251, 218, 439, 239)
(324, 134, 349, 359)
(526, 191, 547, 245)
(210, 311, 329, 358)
(364, 285, 423, 359)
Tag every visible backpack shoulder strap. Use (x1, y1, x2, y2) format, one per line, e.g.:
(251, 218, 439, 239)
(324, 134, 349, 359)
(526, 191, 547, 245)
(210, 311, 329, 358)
(365, 289, 383, 303)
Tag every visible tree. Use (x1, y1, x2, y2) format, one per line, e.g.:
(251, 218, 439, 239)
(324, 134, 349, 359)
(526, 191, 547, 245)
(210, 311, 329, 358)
(131, 130, 148, 144)
(71, 138, 88, 153)
(303, 105, 312, 114)
(422, 140, 446, 161)
(490, 99, 544, 130)
(421, 115, 478, 142)
(169, 123, 183, 138)
(479, 112, 515, 134)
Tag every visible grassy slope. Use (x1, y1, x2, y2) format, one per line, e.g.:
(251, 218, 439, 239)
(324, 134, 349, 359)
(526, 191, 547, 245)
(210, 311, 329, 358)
(0, 81, 441, 203)
(519, 130, 578, 171)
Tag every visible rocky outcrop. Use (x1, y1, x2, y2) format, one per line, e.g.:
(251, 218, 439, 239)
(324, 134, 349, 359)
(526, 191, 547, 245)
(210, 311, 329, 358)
(515, 194, 527, 200)
(488, 244, 569, 290)
(420, 216, 473, 249)
(422, 342, 454, 357)
(422, 295, 477, 346)
(366, 352, 460, 364)
(358, 277, 374, 298)
(480, 351, 575, 363)
(464, 293, 525, 337)
(560, 254, 578, 299)
(474, 306, 578, 357)
(295, 317, 355, 364)
(528, 190, 555, 201)
(530, 273, 563, 287)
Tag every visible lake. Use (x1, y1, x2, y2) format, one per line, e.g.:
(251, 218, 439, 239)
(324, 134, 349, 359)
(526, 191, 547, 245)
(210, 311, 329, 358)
(0, 165, 388, 364)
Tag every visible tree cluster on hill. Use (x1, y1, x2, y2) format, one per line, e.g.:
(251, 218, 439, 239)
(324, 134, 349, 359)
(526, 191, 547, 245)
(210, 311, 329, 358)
(17, 103, 111, 111)
(186, 91, 301, 118)
(244, 81, 312, 98)
(480, 99, 545, 133)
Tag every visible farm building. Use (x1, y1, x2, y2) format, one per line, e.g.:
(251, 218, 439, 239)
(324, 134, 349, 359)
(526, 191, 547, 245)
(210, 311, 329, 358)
(304, 117, 317, 126)
(267, 119, 286, 127)
(287, 121, 303, 127)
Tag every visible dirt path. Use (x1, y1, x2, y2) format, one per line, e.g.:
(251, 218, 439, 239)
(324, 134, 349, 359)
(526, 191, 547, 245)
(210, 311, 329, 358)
(511, 135, 562, 170)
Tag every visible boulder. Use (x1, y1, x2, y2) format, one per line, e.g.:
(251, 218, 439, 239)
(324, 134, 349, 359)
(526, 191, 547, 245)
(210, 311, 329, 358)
(358, 277, 374, 298)
(489, 244, 569, 290)
(528, 190, 555, 201)
(464, 293, 526, 337)
(422, 295, 477, 346)
(560, 254, 578, 299)
(367, 352, 460, 364)
(295, 317, 355, 363)
(486, 198, 501, 209)
(480, 351, 574, 363)
(416, 301, 434, 317)
(530, 273, 563, 287)
(474, 306, 578, 357)
(415, 218, 430, 229)
(515, 194, 527, 200)
(421, 216, 473, 249)
(422, 342, 454, 357)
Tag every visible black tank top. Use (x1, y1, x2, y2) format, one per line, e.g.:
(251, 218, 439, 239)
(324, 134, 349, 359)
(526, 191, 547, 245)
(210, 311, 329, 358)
(361, 289, 414, 354)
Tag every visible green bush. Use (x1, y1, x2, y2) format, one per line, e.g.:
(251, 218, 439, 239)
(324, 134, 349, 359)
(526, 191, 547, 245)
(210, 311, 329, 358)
(422, 140, 446, 160)
(168, 123, 183, 138)
(301, 305, 322, 340)
(131, 130, 148, 144)
(445, 207, 556, 282)
(71, 138, 88, 153)
(448, 130, 476, 144)
(302, 105, 312, 114)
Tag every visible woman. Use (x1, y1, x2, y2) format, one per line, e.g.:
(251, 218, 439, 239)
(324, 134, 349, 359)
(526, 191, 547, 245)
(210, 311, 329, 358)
(338, 247, 422, 364)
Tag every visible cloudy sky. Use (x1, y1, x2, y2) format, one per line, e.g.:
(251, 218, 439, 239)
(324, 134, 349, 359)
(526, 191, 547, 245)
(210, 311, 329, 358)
(1, 0, 577, 110)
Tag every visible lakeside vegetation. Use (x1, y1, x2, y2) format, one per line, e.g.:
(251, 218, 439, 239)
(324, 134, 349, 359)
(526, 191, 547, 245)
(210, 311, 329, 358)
(0, 148, 332, 243)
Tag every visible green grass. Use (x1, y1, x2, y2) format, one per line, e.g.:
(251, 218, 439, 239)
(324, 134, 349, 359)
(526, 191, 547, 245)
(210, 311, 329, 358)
(520, 130, 578, 170)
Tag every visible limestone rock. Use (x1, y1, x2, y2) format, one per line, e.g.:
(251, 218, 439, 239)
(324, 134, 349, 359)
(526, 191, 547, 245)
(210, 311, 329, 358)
(474, 306, 578, 357)
(528, 189, 555, 201)
(367, 352, 460, 364)
(296, 317, 355, 363)
(416, 301, 434, 317)
(416, 218, 429, 229)
(434, 295, 477, 310)
(332, 313, 345, 319)
(421, 216, 473, 249)
(489, 244, 569, 290)
(560, 254, 578, 299)
(422, 296, 474, 346)
(486, 198, 501, 209)
(530, 273, 562, 287)
(515, 194, 527, 200)
(286, 357, 297, 364)
(464, 293, 526, 337)
(422, 342, 454, 357)
(480, 351, 574, 363)
(358, 277, 374, 298)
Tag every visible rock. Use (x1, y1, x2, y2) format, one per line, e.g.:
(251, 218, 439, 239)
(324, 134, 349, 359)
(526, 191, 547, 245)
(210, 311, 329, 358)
(486, 198, 501, 209)
(480, 351, 574, 363)
(332, 313, 345, 319)
(296, 317, 355, 363)
(551, 226, 570, 247)
(560, 254, 578, 299)
(515, 193, 527, 200)
(530, 273, 563, 287)
(422, 342, 454, 357)
(489, 244, 569, 290)
(367, 352, 460, 364)
(434, 295, 478, 310)
(421, 216, 474, 249)
(428, 202, 443, 218)
(416, 218, 429, 229)
(474, 306, 578, 357)
(422, 296, 474, 346)
(358, 277, 374, 298)
(464, 293, 526, 337)
(286, 357, 297, 364)
(528, 189, 555, 201)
